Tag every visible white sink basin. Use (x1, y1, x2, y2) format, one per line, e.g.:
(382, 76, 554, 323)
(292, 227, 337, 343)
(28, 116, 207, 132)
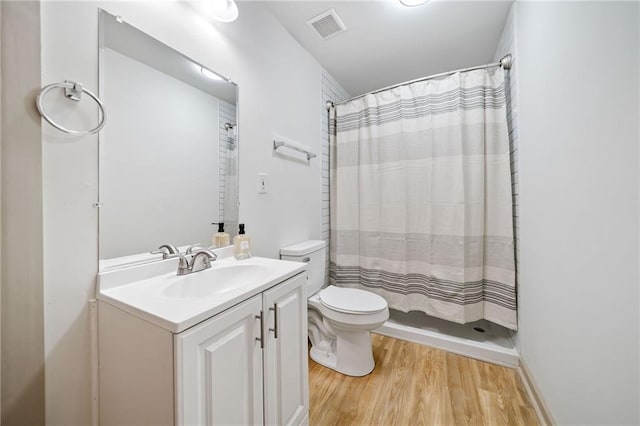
(97, 255, 307, 332)
(163, 264, 271, 299)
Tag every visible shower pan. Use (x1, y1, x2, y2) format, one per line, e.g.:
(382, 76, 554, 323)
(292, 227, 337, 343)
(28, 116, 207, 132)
(376, 310, 519, 367)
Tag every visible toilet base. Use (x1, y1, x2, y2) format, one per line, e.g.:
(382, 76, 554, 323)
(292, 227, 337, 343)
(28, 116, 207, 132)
(309, 329, 375, 377)
(309, 346, 337, 371)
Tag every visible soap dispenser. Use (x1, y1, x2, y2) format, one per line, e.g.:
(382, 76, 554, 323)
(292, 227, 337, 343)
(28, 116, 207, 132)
(211, 222, 230, 248)
(233, 224, 251, 260)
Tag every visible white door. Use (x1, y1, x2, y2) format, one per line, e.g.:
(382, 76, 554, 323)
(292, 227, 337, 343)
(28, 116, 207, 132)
(175, 295, 264, 426)
(263, 273, 309, 426)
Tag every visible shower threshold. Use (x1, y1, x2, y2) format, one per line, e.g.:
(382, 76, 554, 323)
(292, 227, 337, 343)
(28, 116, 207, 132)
(374, 309, 519, 368)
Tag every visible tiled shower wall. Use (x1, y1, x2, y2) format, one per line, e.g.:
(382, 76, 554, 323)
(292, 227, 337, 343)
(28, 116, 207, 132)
(218, 99, 237, 226)
(493, 5, 521, 341)
(321, 69, 350, 284)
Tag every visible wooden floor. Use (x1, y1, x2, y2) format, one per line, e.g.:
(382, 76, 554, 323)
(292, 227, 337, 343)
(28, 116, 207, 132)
(309, 334, 538, 426)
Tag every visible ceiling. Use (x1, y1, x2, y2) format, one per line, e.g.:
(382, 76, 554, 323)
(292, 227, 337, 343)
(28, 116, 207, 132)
(262, 1, 512, 97)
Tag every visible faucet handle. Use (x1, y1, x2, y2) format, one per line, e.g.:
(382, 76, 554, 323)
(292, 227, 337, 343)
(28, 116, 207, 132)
(185, 243, 202, 255)
(159, 244, 179, 254)
(189, 249, 217, 272)
(193, 248, 218, 261)
(151, 244, 180, 259)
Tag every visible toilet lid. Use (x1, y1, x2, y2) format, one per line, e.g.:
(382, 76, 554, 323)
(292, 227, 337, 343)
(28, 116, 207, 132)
(319, 286, 387, 314)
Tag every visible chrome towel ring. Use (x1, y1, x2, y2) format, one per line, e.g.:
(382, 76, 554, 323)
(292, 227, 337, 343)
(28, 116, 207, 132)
(36, 80, 106, 136)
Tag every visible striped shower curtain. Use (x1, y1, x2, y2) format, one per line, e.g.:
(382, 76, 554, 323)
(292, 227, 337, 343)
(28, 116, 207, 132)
(329, 68, 517, 330)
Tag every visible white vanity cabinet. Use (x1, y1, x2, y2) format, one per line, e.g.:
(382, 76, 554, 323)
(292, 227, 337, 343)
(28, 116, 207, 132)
(98, 271, 308, 426)
(175, 295, 264, 425)
(262, 275, 309, 426)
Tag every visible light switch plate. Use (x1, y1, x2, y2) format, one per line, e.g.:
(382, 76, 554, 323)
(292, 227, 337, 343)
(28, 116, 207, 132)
(257, 173, 268, 194)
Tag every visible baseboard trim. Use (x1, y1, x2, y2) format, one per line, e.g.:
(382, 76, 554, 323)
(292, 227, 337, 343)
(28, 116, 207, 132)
(518, 359, 555, 426)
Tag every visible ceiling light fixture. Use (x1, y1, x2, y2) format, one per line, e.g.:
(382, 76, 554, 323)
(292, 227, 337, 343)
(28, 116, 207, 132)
(210, 0, 239, 23)
(201, 67, 223, 81)
(399, 0, 429, 6)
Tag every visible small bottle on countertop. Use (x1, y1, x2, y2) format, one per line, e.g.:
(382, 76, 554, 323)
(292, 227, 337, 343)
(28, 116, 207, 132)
(211, 222, 230, 248)
(233, 223, 251, 260)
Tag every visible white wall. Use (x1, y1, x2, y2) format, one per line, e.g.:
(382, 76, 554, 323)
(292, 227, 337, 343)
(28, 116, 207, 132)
(515, 2, 639, 424)
(1, 2, 45, 424)
(101, 48, 219, 259)
(41, 1, 321, 424)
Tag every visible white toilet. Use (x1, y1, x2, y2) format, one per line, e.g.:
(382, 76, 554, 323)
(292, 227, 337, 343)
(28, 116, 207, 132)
(280, 240, 389, 377)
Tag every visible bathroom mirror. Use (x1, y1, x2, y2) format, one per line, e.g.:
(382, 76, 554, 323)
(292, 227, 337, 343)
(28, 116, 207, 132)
(98, 10, 239, 265)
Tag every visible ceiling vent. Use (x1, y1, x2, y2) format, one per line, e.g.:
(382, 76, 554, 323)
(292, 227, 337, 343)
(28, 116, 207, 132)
(306, 9, 346, 40)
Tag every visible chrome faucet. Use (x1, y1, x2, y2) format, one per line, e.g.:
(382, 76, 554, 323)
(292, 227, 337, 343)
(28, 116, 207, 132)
(151, 244, 180, 259)
(177, 248, 218, 276)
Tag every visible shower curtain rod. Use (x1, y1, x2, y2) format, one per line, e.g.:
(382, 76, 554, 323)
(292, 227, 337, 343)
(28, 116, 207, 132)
(326, 54, 512, 109)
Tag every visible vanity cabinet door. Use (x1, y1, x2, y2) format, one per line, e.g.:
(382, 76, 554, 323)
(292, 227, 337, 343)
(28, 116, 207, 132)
(262, 273, 309, 426)
(175, 295, 264, 426)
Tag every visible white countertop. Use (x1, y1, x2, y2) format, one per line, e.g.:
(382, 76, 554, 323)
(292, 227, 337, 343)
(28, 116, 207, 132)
(97, 255, 306, 333)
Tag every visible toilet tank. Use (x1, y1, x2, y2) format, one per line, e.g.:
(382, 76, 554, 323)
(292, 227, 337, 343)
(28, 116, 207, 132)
(280, 240, 326, 295)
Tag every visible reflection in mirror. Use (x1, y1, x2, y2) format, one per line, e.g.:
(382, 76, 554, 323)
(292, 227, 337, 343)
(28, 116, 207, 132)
(98, 10, 238, 265)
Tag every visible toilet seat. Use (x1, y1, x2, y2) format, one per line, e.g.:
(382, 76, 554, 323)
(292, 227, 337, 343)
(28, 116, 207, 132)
(308, 291, 389, 328)
(319, 286, 387, 314)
